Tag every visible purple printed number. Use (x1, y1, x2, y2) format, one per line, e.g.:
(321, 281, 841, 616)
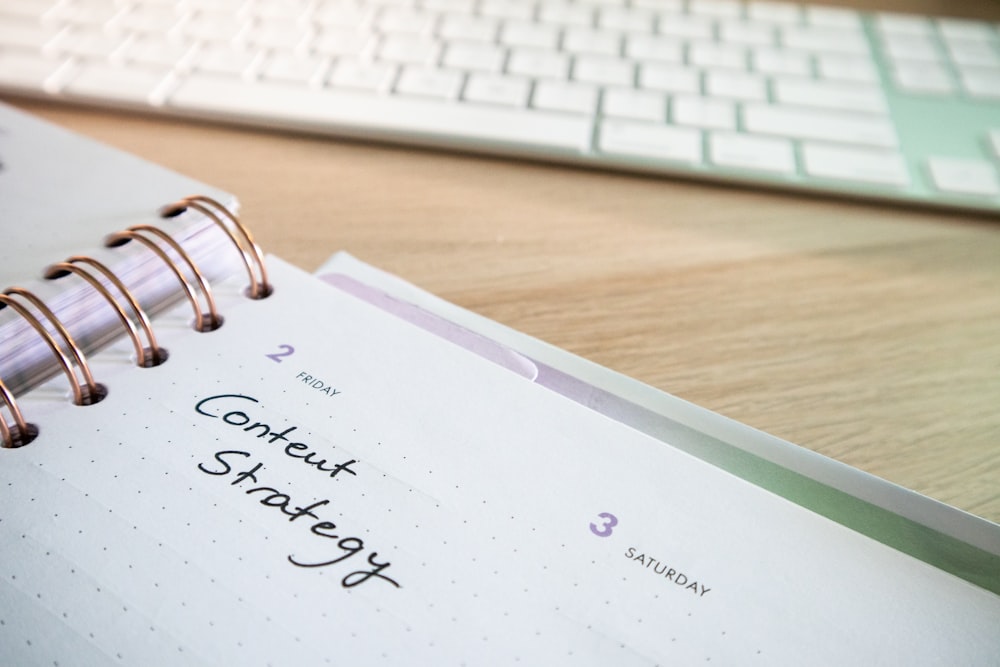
(266, 345, 295, 363)
(589, 512, 618, 538)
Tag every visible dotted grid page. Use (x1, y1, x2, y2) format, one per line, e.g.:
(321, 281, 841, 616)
(1, 257, 998, 666)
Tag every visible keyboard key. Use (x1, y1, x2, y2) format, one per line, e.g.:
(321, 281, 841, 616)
(378, 34, 440, 64)
(180, 10, 245, 44)
(744, 104, 897, 147)
(377, 8, 436, 35)
(875, 13, 933, 38)
(927, 157, 1000, 196)
(704, 69, 767, 100)
(0, 51, 64, 90)
(782, 25, 869, 55)
(261, 53, 329, 85)
(538, 3, 593, 27)
(572, 55, 634, 86)
(937, 19, 997, 44)
(45, 26, 126, 59)
(313, 28, 372, 57)
(881, 34, 942, 63)
(947, 42, 1000, 68)
(480, 0, 534, 20)
(625, 34, 684, 63)
(802, 143, 909, 187)
(689, 43, 747, 70)
(817, 55, 879, 83)
(639, 63, 700, 94)
(1, 0, 47, 17)
(500, 20, 559, 49)
(634, 0, 684, 10)
(598, 118, 702, 163)
(169, 74, 593, 153)
(395, 66, 463, 99)
(773, 78, 887, 114)
(719, 20, 775, 47)
(112, 4, 183, 34)
(805, 6, 862, 30)
(709, 131, 795, 173)
(688, 0, 742, 20)
(601, 87, 666, 121)
(752, 47, 811, 76)
(0, 17, 60, 50)
(891, 62, 954, 95)
(564, 28, 623, 56)
(655, 14, 713, 41)
(193, 44, 261, 77)
(443, 41, 504, 72)
(313, 2, 373, 30)
(44, 0, 121, 26)
(243, 20, 312, 51)
(746, 1, 801, 25)
(507, 48, 570, 79)
(960, 68, 1000, 100)
(672, 95, 736, 130)
(464, 73, 530, 107)
(64, 61, 171, 104)
(598, 6, 655, 33)
(533, 80, 599, 114)
(122, 36, 196, 68)
(423, 0, 475, 11)
(328, 59, 396, 92)
(438, 15, 499, 42)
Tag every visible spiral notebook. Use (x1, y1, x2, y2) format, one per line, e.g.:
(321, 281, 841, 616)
(1, 103, 999, 665)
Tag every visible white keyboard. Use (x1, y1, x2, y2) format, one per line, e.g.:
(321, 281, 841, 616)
(2, 0, 1000, 214)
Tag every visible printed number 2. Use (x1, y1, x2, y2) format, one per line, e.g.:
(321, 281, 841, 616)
(266, 345, 295, 363)
(589, 512, 618, 538)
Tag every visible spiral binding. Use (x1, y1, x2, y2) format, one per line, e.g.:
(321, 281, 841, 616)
(44, 256, 167, 368)
(104, 226, 223, 332)
(161, 195, 272, 299)
(0, 378, 35, 448)
(0, 196, 268, 448)
(0, 288, 106, 408)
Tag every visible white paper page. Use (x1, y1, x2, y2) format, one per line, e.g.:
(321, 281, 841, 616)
(314, 252, 1000, 562)
(2, 258, 997, 666)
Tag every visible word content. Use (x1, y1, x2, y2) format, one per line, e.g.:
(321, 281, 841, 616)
(195, 393, 358, 480)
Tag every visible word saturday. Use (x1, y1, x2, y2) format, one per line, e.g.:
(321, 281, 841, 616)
(625, 546, 712, 597)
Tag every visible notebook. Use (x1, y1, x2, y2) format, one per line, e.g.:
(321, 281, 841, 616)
(1, 102, 998, 665)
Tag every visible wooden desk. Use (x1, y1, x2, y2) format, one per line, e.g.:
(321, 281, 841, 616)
(7, 0, 1000, 525)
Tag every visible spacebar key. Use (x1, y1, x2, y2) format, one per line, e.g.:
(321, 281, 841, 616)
(168, 75, 592, 154)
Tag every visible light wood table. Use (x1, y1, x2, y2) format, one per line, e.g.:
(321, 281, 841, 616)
(7, 0, 1000, 525)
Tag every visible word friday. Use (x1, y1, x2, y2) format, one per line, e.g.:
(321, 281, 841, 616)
(199, 449, 399, 589)
(624, 547, 712, 597)
(296, 371, 341, 397)
(195, 393, 358, 481)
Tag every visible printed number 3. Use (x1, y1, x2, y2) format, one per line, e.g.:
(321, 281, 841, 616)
(266, 344, 295, 363)
(589, 512, 618, 538)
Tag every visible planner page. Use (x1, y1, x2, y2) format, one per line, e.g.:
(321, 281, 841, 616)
(2, 258, 997, 666)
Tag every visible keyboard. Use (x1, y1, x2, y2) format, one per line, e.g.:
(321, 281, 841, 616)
(2, 0, 999, 214)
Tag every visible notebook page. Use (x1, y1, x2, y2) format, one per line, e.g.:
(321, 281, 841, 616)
(2, 258, 997, 665)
